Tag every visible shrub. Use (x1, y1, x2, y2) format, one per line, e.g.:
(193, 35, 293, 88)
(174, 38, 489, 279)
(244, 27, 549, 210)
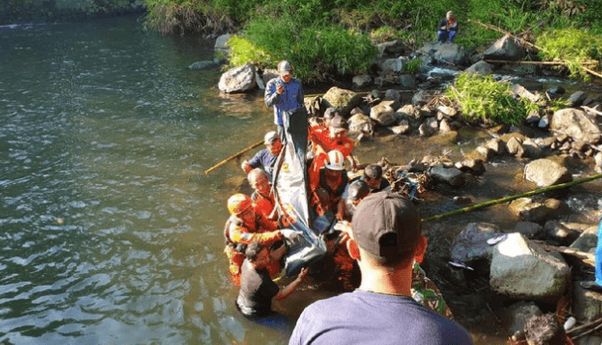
(446, 73, 529, 126)
(369, 26, 400, 43)
(536, 27, 602, 80)
(229, 16, 377, 82)
(403, 58, 422, 73)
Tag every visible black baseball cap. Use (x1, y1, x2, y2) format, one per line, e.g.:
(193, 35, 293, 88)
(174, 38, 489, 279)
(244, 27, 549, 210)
(351, 192, 421, 263)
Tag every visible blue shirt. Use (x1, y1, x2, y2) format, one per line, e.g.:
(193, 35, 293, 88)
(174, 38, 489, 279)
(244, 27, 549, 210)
(264, 77, 304, 126)
(248, 148, 278, 180)
(289, 290, 473, 345)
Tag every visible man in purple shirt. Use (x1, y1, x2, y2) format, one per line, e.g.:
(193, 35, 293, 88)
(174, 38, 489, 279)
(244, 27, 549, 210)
(289, 192, 473, 345)
(264, 60, 305, 137)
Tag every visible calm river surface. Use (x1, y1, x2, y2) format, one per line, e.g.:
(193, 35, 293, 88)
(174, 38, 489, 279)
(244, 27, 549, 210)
(2, 15, 602, 345)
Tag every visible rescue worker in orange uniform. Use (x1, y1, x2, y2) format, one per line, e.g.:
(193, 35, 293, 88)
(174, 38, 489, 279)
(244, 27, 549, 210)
(247, 168, 275, 220)
(309, 115, 356, 170)
(224, 193, 284, 286)
(309, 150, 349, 221)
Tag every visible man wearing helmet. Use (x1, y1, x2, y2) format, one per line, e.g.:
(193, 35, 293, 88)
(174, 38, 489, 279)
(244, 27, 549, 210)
(224, 193, 284, 286)
(309, 150, 349, 222)
(309, 114, 357, 170)
(264, 60, 305, 137)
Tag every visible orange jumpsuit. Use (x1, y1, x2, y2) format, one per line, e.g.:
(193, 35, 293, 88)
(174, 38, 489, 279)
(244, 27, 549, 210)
(309, 124, 354, 158)
(223, 214, 281, 286)
(332, 236, 359, 291)
(251, 190, 275, 220)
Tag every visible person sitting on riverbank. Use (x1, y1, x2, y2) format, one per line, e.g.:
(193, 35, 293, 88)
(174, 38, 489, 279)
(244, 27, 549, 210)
(437, 11, 458, 43)
(289, 192, 473, 345)
(361, 164, 390, 193)
(224, 193, 284, 286)
(264, 60, 305, 137)
(237, 242, 308, 320)
(242, 131, 282, 182)
(248, 169, 275, 220)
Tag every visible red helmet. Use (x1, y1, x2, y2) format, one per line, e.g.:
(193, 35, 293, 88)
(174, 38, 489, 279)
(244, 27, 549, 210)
(227, 193, 253, 216)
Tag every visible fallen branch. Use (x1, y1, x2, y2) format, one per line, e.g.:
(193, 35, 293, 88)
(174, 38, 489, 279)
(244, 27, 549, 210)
(484, 59, 598, 67)
(567, 317, 602, 336)
(422, 173, 602, 222)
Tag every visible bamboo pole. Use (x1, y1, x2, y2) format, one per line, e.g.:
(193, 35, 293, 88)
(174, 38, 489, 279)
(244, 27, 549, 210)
(422, 173, 602, 222)
(484, 59, 598, 67)
(203, 139, 264, 175)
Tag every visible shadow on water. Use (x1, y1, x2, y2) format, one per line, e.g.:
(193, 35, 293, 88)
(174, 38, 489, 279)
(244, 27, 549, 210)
(1, 15, 601, 345)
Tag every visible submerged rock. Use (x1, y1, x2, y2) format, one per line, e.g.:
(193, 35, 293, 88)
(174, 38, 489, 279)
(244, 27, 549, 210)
(524, 158, 572, 187)
(188, 60, 218, 70)
(490, 233, 570, 301)
(218, 64, 256, 93)
(450, 222, 503, 263)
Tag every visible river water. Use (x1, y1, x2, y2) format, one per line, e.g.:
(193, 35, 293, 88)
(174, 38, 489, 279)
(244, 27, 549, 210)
(2, 15, 602, 345)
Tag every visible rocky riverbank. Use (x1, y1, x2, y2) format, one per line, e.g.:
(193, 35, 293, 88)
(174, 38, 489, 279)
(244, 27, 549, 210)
(207, 32, 602, 343)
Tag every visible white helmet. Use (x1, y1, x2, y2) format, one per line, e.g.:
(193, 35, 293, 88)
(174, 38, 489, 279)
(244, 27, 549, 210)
(325, 150, 345, 171)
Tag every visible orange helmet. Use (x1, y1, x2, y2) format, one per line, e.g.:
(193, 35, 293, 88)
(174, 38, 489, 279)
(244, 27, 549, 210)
(227, 193, 253, 216)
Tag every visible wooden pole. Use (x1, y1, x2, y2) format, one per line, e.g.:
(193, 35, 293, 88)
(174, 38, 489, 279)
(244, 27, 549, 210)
(422, 173, 602, 222)
(203, 139, 264, 175)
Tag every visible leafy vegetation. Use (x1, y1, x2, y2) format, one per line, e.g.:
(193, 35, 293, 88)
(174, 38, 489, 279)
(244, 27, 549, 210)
(537, 28, 602, 79)
(403, 59, 422, 74)
(446, 73, 530, 126)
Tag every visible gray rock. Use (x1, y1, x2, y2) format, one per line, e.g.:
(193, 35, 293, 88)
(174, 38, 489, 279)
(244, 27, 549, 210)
(370, 100, 398, 126)
(476, 145, 493, 161)
(507, 137, 524, 157)
(509, 198, 566, 223)
(188, 60, 218, 70)
(551, 108, 601, 145)
(399, 74, 416, 89)
(376, 40, 406, 57)
(526, 110, 541, 125)
(545, 220, 590, 246)
(218, 64, 256, 93)
(483, 34, 526, 61)
(465, 60, 494, 75)
(546, 86, 565, 98)
(323, 87, 362, 116)
(576, 335, 602, 345)
(538, 115, 550, 129)
(374, 73, 399, 87)
(485, 138, 506, 155)
(573, 282, 602, 321)
(502, 302, 543, 335)
(568, 91, 587, 107)
(522, 138, 543, 158)
(384, 89, 402, 101)
(347, 113, 373, 136)
(514, 222, 543, 239)
(426, 117, 439, 131)
(411, 90, 435, 106)
(352, 74, 372, 88)
(455, 159, 485, 176)
(418, 118, 439, 137)
(511, 84, 541, 103)
(595, 152, 602, 172)
(214, 33, 231, 62)
(396, 104, 416, 118)
(379, 57, 406, 74)
(261, 68, 279, 85)
(490, 233, 570, 301)
(569, 225, 598, 253)
(429, 165, 465, 187)
(451, 222, 503, 263)
(391, 120, 411, 135)
(439, 119, 452, 133)
(524, 158, 572, 187)
(436, 105, 458, 118)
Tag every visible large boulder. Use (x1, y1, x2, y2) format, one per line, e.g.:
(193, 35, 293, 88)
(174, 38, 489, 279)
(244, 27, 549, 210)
(465, 60, 494, 75)
(218, 64, 256, 93)
(483, 34, 526, 61)
(513, 221, 543, 239)
(550, 108, 602, 145)
(573, 282, 602, 321)
(322, 87, 362, 116)
(524, 158, 572, 187)
(418, 42, 468, 66)
(379, 57, 406, 74)
(450, 222, 504, 263)
(490, 233, 570, 301)
(370, 100, 398, 126)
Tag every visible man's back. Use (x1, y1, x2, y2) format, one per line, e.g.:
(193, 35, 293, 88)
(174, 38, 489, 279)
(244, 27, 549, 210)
(289, 290, 472, 345)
